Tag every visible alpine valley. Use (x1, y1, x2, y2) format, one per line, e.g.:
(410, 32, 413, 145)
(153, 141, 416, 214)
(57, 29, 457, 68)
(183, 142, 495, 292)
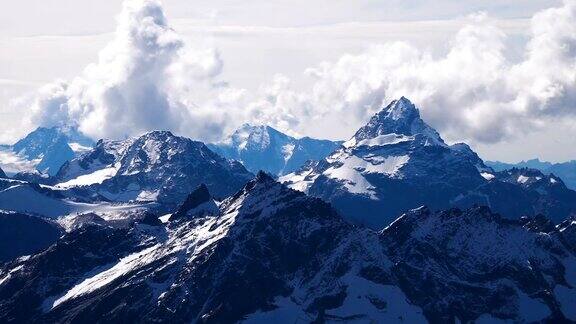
(1, 98, 576, 323)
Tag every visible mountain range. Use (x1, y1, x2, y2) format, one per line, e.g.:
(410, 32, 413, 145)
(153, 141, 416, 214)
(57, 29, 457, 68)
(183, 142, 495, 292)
(1, 173, 575, 322)
(2, 98, 575, 226)
(54, 130, 254, 208)
(281, 97, 576, 229)
(209, 124, 342, 176)
(1, 97, 576, 323)
(2, 98, 575, 228)
(487, 159, 576, 190)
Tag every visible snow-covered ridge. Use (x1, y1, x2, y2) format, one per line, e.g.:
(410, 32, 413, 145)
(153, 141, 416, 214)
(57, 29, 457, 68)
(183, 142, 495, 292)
(2, 174, 576, 323)
(322, 154, 410, 199)
(282, 97, 576, 229)
(283, 98, 436, 199)
(351, 97, 445, 146)
(56, 137, 136, 184)
(343, 133, 415, 149)
(486, 159, 576, 190)
(52, 130, 253, 208)
(55, 165, 119, 188)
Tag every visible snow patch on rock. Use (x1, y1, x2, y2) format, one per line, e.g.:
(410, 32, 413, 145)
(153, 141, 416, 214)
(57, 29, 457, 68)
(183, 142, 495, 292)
(56, 165, 119, 188)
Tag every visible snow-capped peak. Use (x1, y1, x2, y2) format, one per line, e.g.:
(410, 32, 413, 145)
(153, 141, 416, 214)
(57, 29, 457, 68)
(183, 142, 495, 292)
(54, 130, 253, 208)
(385, 96, 418, 121)
(227, 124, 272, 151)
(349, 97, 444, 147)
(210, 124, 342, 176)
(139, 130, 176, 140)
(283, 96, 576, 229)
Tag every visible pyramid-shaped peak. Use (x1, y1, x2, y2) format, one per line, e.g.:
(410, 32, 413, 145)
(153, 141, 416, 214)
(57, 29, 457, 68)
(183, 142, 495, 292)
(235, 124, 289, 137)
(350, 97, 444, 145)
(223, 124, 283, 151)
(384, 96, 420, 121)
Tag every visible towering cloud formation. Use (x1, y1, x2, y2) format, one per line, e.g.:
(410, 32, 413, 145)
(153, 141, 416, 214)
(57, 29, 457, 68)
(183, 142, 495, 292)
(28, 0, 225, 140)
(21, 0, 576, 145)
(300, 1, 576, 143)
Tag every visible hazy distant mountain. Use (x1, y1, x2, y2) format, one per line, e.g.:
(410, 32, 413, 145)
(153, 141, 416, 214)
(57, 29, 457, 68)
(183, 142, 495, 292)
(486, 159, 576, 190)
(282, 97, 576, 228)
(209, 124, 342, 176)
(486, 158, 552, 171)
(0, 126, 95, 176)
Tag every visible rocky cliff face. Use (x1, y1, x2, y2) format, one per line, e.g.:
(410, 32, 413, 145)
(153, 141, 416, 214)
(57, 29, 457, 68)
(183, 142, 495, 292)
(1, 175, 575, 323)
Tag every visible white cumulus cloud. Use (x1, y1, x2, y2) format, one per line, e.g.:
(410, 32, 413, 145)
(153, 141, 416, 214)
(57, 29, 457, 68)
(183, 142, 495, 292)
(292, 1, 576, 144)
(27, 0, 228, 141)
(14, 0, 576, 147)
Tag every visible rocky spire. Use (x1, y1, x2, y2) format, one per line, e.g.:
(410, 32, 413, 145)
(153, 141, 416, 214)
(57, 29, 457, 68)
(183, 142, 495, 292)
(351, 97, 444, 145)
